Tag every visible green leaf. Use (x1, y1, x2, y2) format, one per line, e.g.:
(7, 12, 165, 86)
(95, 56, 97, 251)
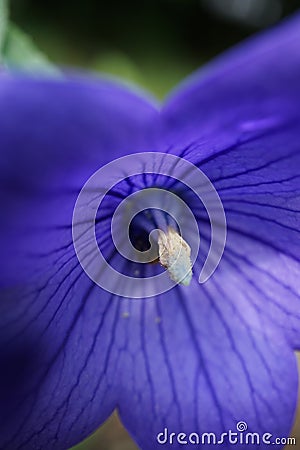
(0, 0, 8, 59)
(3, 24, 60, 75)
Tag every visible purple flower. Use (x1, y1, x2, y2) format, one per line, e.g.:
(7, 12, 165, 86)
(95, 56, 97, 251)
(1, 13, 300, 450)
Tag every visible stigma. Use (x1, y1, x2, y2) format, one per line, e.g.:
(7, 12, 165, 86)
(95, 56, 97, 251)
(157, 226, 192, 286)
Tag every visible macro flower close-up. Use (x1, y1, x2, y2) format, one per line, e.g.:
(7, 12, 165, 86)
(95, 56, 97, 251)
(0, 1, 300, 449)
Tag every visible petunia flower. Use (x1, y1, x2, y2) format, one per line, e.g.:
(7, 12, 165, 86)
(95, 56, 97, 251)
(1, 12, 300, 450)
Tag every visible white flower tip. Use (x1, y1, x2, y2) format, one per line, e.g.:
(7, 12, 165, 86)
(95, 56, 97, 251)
(158, 226, 192, 286)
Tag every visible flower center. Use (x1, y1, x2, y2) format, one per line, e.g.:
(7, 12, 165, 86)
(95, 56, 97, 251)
(129, 209, 193, 286)
(110, 187, 195, 287)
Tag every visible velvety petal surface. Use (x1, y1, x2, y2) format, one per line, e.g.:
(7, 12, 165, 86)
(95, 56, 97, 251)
(163, 12, 300, 150)
(112, 15, 300, 448)
(162, 13, 300, 347)
(0, 75, 159, 449)
(116, 283, 298, 450)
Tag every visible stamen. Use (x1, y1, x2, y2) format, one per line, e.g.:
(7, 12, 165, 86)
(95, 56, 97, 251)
(157, 226, 192, 286)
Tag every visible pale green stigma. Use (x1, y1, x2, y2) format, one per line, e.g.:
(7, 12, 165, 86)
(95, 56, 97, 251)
(157, 226, 192, 286)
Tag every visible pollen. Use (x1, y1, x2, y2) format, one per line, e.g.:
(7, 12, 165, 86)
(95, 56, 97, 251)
(157, 226, 192, 286)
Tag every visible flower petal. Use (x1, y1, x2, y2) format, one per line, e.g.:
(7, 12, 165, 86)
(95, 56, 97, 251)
(116, 285, 298, 449)
(162, 14, 300, 347)
(192, 124, 300, 348)
(163, 13, 300, 151)
(0, 74, 158, 287)
(0, 75, 158, 449)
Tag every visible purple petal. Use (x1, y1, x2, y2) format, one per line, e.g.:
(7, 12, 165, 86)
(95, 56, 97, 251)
(0, 75, 158, 449)
(162, 14, 300, 347)
(116, 286, 298, 450)
(0, 75, 158, 287)
(163, 13, 300, 151)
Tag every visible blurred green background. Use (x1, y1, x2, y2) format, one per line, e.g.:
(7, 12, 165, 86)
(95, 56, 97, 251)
(8, 0, 300, 99)
(4, 0, 300, 448)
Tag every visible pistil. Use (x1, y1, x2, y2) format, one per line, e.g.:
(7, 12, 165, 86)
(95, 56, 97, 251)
(157, 226, 192, 286)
